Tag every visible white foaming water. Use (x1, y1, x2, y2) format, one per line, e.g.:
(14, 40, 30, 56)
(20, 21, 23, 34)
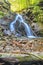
(10, 14, 36, 38)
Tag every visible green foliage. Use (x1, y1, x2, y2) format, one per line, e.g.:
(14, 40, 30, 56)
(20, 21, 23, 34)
(0, 11, 4, 18)
(8, 0, 43, 23)
(0, 0, 43, 23)
(33, 6, 43, 23)
(8, 0, 40, 12)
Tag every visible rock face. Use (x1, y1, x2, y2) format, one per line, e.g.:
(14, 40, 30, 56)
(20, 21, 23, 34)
(0, 17, 27, 37)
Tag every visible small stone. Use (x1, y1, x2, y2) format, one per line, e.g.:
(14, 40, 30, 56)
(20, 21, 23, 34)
(3, 29, 11, 36)
(0, 46, 4, 52)
(29, 40, 34, 43)
(5, 46, 14, 52)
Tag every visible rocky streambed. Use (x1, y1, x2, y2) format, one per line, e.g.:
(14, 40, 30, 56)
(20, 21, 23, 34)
(0, 35, 43, 60)
(0, 36, 43, 53)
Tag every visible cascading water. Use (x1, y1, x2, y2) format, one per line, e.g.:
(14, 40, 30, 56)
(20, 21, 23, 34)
(10, 14, 36, 38)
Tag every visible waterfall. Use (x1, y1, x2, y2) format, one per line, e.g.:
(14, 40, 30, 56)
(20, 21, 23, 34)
(10, 14, 36, 38)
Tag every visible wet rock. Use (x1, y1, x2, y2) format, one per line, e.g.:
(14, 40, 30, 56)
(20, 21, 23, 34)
(31, 22, 40, 33)
(3, 29, 11, 36)
(15, 33, 21, 37)
(0, 19, 9, 25)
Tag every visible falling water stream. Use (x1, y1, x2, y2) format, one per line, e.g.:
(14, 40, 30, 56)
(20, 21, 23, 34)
(10, 14, 36, 38)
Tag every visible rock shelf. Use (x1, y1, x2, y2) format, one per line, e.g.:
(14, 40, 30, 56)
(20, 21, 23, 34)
(0, 36, 43, 53)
